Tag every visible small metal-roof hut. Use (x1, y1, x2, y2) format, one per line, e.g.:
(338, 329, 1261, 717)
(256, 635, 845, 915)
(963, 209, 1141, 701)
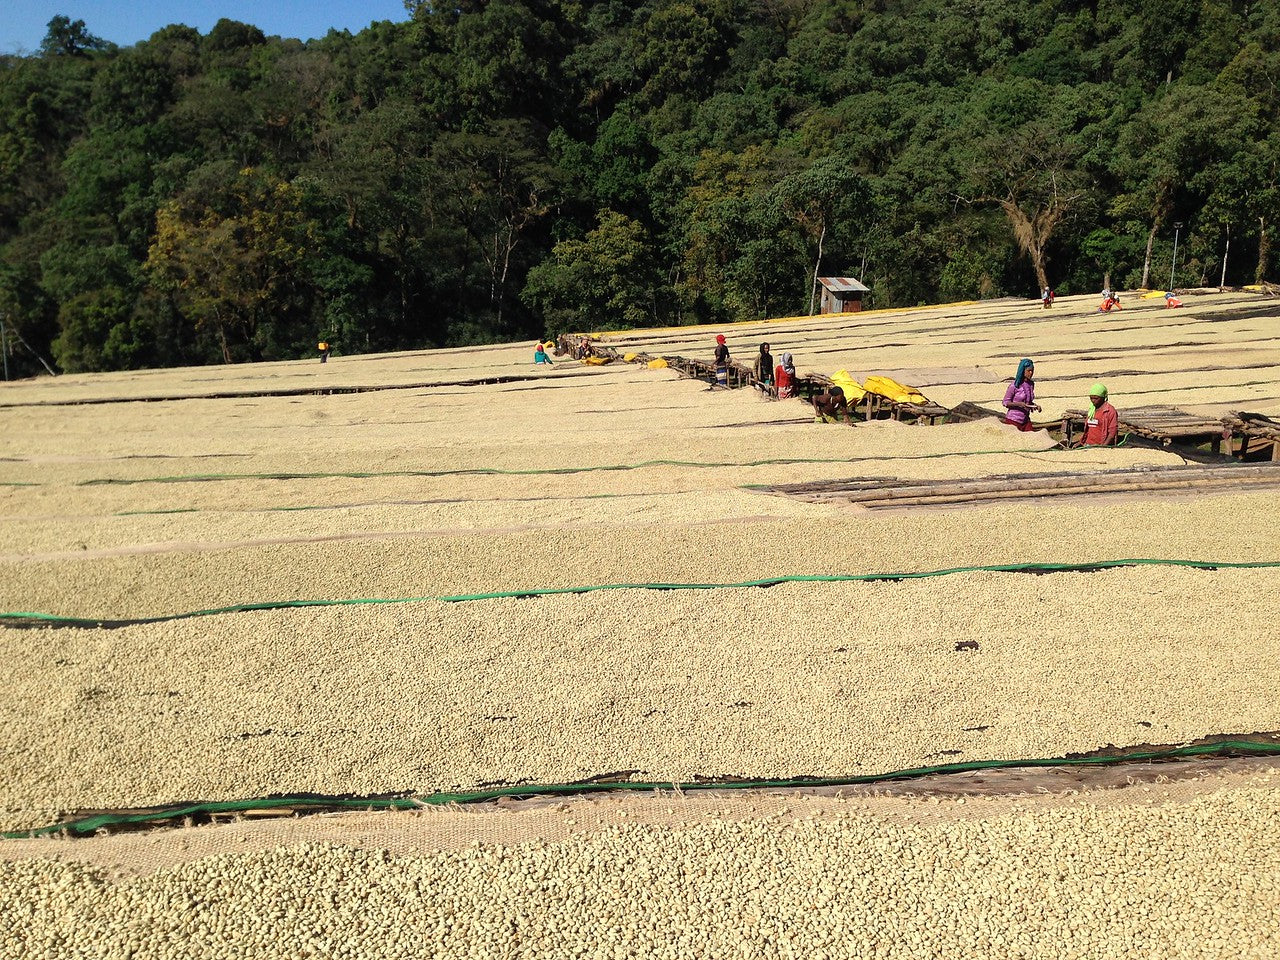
(817, 277, 869, 313)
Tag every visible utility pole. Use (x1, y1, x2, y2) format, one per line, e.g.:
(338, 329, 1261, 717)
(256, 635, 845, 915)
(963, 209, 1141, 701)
(1169, 221, 1184, 292)
(1, 317, 8, 382)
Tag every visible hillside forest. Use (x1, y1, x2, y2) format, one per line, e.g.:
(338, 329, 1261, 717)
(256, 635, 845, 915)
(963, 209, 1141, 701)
(1, 1, 1278, 374)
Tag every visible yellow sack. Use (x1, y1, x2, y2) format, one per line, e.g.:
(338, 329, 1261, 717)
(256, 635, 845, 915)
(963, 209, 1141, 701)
(862, 375, 929, 405)
(623, 352, 639, 363)
(646, 357, 669, 369)
(582, 355, 612, 365)
(829, 370, 867, 401)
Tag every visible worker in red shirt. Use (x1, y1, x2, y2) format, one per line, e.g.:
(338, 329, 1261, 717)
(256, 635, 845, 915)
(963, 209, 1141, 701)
(1076, 383, 1118, 446)
(774, 352, 796, 399)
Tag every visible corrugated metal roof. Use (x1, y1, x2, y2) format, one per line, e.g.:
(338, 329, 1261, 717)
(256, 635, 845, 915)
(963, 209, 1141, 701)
(818, 277, 869, 293)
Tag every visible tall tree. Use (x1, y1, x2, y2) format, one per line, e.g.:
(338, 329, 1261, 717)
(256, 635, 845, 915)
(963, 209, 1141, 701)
(432, 121, 560, 335)
(145, 167, 316, 362)
(523, 209, 660, 332)
(772, 154, 871, 313)
(969, 122, 1090, 292)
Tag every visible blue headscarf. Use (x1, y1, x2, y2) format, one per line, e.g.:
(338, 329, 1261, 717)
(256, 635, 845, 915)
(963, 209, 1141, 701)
(1015, 358, 1034, 387)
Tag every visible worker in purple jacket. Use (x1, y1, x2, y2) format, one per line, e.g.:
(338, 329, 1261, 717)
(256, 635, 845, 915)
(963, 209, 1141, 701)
(1002, 358, 1041, 431)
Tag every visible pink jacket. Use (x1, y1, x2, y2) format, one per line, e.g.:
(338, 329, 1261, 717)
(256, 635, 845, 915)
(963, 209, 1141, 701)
(1003, 380, 1035, 425)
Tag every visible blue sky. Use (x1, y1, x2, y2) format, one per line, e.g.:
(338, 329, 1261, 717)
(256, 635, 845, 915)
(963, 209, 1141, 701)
(2, 2, 414, 55)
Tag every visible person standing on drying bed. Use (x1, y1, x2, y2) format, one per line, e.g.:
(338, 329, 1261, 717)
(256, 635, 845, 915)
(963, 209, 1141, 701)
(1002, 358, 1040, 431)
(713, 334, 730, 388)
(753, 342, 774, 394)
(775, 352, 797, 399)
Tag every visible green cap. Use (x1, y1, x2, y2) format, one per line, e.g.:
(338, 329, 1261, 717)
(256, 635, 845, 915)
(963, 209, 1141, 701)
(1089, 382, 1108, 398)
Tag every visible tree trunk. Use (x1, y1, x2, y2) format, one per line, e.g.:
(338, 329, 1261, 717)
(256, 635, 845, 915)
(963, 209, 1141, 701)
(1258, 216, 1271, 284)
(1141, 220, 1158, 289)
(1220, 228, 1230, 289)
(1029, 243, 1048, 291)
(495, 219, 520, 329)
(998, 198, 1060, 295)
(808, 222, 826, 315)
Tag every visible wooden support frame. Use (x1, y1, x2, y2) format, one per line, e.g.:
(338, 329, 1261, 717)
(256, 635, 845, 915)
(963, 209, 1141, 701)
(760, 462, 1280, 510)
(566, 337, 1280, 458)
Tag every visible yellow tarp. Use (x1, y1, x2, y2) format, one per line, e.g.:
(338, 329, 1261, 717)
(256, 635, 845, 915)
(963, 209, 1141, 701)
(623, 352, 640, 362)
(646, 357, 669, 369)
(829, 370, 867, 401)
(862, 375, 929, 405)
(581, 356, 612, 365)
(1140, 290, 1168, 300)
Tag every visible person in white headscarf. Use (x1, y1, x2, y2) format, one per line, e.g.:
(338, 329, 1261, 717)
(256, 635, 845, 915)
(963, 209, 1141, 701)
(775, 352, 797, 399)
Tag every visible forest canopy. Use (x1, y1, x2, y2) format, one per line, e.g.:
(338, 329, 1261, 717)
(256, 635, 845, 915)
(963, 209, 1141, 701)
(1, 2, 1277, 374)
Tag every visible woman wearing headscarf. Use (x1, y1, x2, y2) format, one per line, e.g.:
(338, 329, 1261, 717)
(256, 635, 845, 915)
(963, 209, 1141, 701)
(1075, 383, 1118, 446)
(713, 334, 730, 388)
(1002, 358, 1040, 431)
(753, 342, 774, 393)
(774, 352, 797, 399)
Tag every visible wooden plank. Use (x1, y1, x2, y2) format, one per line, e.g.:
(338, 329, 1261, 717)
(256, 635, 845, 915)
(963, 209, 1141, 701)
(873, 476, 1280, 508)
(769, 462, 1280, 494)
(760, 463, 1280, 509)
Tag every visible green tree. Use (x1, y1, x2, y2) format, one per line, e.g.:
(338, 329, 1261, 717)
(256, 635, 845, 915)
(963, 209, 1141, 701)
(1112, 84, 1255, 287)
(676, 147, 800, 321)
(772, 154, 871, 313)
(432, 121, 561, 334)
(39, 16, 111, 58)
(145, 167, 316, 362)
(51, 287, 154, 372)
(968, 121, 1091, 292)
(523, 209, 660, 332)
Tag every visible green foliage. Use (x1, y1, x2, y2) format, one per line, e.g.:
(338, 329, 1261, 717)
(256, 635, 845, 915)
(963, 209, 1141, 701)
(144, 167, 316, 362)
(675, 147, 801, 320)
(772, 154, 871, 312)
(523, 210, 660, 332)
(51, 287, 153, 372)
(0, 0, 1278, 373)
(40, 16, 111, 58)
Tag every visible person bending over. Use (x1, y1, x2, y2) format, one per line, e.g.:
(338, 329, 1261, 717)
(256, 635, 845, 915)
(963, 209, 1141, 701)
(812, 386, 848, 423)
